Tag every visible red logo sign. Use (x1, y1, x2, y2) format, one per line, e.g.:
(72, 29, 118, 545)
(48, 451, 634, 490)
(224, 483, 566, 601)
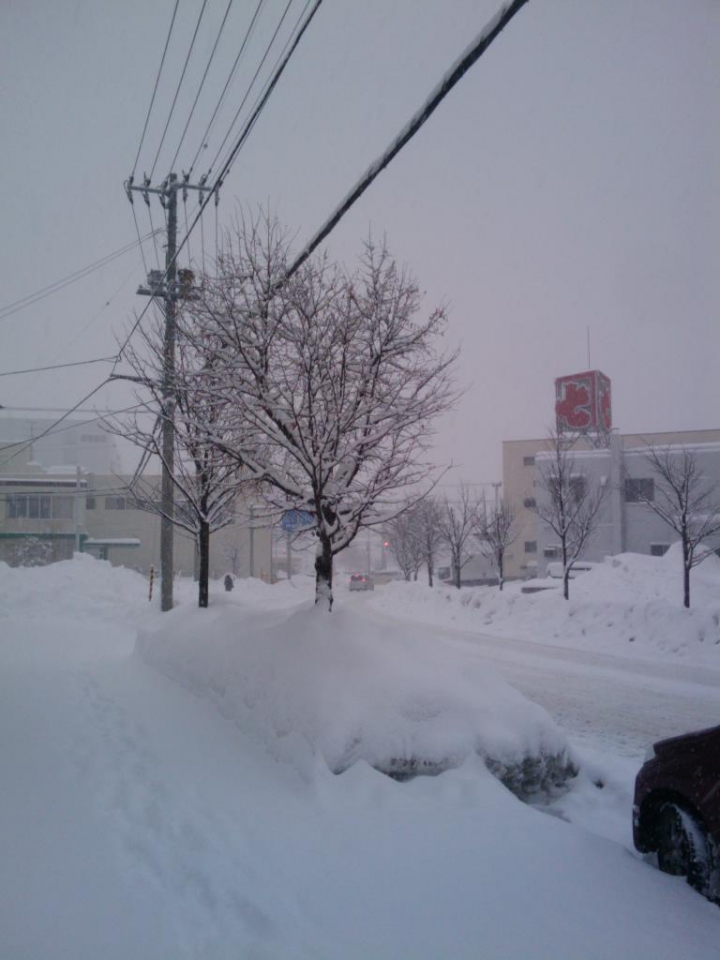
(555, 371, 612, 433)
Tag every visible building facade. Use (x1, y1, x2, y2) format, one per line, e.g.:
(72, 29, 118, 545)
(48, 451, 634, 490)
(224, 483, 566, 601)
(503, 429, 720, 579)
(0, 418, 272, 579)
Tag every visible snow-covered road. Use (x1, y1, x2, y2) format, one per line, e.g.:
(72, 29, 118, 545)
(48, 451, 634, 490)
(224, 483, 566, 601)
(361, 595, 720, 759)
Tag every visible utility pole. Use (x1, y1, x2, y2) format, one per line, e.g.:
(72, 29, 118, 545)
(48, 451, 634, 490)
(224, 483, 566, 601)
(74, 466, 82, 554)
(249, 503, 255, 578)
(125, 172, 212, 611)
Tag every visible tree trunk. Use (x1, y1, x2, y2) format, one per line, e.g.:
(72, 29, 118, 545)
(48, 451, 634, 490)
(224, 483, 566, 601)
(498, 555, 504, 591)
(315, 532, 333, 611)
(454, 554, 461, 589)
(427, 564, 434, 587)
(198, 518, 210, 609)
(684, 562, 691, 609)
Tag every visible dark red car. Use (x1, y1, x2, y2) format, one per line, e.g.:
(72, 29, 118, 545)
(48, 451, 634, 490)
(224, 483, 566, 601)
(633, 724, 720, 902)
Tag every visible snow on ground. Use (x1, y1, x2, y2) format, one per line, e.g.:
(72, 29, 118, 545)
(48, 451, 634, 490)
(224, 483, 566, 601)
(1, 556, 720, 959)
(136, 592, 572, 786)
(370, 545, 720, 666)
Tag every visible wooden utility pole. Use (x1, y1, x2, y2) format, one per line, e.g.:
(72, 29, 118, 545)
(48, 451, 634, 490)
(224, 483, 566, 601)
(159, 174, 178, 612)
(125, 172, 212, 610)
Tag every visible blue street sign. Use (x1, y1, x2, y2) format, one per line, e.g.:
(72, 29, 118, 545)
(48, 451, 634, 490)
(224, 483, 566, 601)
(280, 509, 315, 533)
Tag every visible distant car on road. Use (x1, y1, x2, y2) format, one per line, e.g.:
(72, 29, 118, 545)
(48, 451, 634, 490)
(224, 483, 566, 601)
(349, 574, 375, 592)
(633, 724, 720, 903)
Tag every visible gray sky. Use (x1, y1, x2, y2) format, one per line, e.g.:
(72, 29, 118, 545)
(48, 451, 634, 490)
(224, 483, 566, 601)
(1, 0, 718, 485)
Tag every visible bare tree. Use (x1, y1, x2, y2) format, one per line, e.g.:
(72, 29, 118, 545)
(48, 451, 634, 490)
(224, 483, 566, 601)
(387, 510, 423, 581)
(387, 497, 443, 584)
(532, 431, 606, 600)
(414, 497, 444, 586)
(438, 484, 480, 589)
(635, 446, 720, 608)
(477, 497, 517, 591)
(110, 310, 243, 608)
(185, 214, 458, 610)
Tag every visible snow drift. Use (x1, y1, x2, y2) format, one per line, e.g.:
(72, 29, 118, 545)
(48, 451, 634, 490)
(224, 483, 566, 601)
(371, 548, 720, 665)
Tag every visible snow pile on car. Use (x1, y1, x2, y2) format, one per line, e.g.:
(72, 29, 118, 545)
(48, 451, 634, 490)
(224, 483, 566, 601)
(136, 595, 575, 796)
(370, 546, 720, 664)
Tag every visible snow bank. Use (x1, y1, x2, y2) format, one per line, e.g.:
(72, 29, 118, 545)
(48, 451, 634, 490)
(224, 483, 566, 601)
(0, 553, 151, 627)
(136, 596, 575, 795)
(371, 549, 720, 665)
(4, 557, 720, 960)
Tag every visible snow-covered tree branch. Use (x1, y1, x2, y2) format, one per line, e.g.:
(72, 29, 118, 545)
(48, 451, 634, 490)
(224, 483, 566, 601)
(108, 309, 247, 608)
(183, 213, 459, 609)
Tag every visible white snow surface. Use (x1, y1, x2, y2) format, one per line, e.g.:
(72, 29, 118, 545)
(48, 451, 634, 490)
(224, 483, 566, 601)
(371, 546, 720, 666)
(136, 591, 569, 779)
(1, 554, 719, 959)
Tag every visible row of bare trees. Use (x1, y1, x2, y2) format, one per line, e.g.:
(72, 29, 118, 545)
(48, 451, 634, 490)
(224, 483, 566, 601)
(385, 432, 720, 610)
(112, 214, 458, 610)
(386, 485, 519, 591)
(531, 432, 720, 607)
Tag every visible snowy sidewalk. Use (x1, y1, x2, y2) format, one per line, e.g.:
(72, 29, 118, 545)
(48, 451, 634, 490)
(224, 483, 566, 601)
(1, 559, 720, 959)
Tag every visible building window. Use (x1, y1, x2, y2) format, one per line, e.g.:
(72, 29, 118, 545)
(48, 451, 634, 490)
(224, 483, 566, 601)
(7, 495, 27, 519)
(105, 496, 127, 510)
(570, 476, 586, 503)
(7, 493, 77, 520)
(29, 495, 50, 519)
(625, 478, 654, 503)
(86, 496, 96, 510)
(650, 544, 669, 557)
(523, 456, 535, 467)
(523, 497, 536, 509)
(53, 496, 74, 520)
(524, 541, 537, 554)
(543, 546, 560, 559)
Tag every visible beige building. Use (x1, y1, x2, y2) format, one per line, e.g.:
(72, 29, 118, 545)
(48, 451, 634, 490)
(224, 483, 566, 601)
(503, 428, 720, 580)
(0, 425, 272, 580)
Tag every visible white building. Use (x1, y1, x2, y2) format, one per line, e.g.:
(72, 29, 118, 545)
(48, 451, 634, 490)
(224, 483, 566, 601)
(0, 412, 123, 474)
(503, 429, 720, 579)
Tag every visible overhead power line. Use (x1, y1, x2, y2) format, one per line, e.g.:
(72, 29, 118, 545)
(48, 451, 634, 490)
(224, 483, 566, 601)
(206, 0, 297, 178)
(212, 0, 313, 179)
(116, 0, 526, 370)
(149, 0, 210, 180)
(188, 0, 267, 175)
(210, 0, 322, 192)
(0, 231, 159, 322)
(285, 0, 530, 279)
(0, 357, 116, 379)
(113, 0, 323, 374)
(132, 0, 181, 177)
(0, 401, 154, 467)
(0, 380, 112, 464)
(167, 0, 237, 175)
